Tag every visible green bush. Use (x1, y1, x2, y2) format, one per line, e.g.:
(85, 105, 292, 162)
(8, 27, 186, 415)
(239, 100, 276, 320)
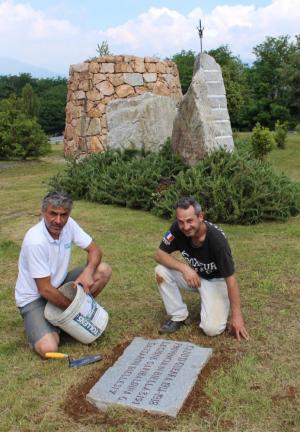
(0, 96, 50, 159)
(49, 142, 186, 210)
(274, 120, 288, 149)
(49, 145, 300, 225)
(152, 150, 300, 224)
(250, 123, 275, 160)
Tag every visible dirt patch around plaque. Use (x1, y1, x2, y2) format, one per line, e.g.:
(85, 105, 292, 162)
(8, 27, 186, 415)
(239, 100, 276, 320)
(64, 338, 245, 430)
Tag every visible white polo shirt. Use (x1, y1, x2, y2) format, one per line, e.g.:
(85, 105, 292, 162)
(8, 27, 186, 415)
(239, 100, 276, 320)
(15, 217, 92, 307)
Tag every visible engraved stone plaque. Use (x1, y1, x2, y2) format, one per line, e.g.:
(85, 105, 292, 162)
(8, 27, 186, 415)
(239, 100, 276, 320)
(86, 337, 213, 417)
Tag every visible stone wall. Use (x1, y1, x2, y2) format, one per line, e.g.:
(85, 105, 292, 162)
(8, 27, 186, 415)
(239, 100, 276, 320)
(64, 55, 182, 157)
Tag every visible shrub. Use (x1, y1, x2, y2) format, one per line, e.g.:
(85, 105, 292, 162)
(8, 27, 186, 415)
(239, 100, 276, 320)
(49, 142, 186, 210)
(152, 150, 300, 224)
(274, 120, 288, 149)
(49, 146, 300, 225)
(0, 96, 50, 160)
(250, 123, 275, 160)
(233, 134, 252, 157)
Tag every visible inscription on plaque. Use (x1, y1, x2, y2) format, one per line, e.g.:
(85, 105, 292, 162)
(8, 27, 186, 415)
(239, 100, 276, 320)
(86, 337, 213, 417)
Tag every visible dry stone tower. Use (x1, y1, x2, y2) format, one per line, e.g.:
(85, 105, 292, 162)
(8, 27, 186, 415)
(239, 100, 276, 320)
(64, 55, 182, 157)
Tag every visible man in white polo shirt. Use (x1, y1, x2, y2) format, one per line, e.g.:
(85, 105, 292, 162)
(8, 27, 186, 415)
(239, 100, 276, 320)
(15, 191, 112, 358)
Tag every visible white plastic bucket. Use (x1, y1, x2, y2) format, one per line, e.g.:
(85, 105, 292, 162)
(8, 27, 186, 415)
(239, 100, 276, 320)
(44, 282, 109, 344)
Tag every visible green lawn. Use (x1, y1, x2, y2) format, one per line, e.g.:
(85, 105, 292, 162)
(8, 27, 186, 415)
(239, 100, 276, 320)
(0, 138, 299, 431)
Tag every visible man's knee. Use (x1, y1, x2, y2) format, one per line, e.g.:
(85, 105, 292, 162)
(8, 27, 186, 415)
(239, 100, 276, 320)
(200, 321, 226, 337)
(34, 332, 59, 359)
(97, 262, 112, 282)
(155, 264, 169, 285)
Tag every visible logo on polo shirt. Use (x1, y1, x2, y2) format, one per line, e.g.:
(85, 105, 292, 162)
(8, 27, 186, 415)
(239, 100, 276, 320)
(64, 242, 71, 249)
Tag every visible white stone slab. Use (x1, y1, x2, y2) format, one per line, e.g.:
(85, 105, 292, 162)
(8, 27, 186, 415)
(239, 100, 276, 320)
(86, 337, 213, 417)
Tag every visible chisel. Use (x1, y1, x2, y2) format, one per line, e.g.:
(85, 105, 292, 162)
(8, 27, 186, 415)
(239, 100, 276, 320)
(45, 352, 102, 368)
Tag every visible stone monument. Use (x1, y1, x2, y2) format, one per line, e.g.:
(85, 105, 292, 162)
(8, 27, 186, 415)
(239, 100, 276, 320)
(171, 53, 234, 166)
(106, 92, 178, 152)
(64, 56, 182, 158)
(86, 337, 212, 417)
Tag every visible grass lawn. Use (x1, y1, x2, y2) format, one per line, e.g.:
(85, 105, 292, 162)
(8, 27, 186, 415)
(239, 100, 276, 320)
(0, 137, 299, 431)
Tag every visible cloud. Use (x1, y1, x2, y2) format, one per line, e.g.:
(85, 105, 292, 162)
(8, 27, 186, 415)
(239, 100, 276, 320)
(102, 0, 300, 62)
(0, 0, 299, 74)
(0, 1, 79, 71)
(102, 7, 198, 56)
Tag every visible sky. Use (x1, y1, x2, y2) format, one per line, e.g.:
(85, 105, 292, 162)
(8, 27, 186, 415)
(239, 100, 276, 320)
(0, 0, 299, 76)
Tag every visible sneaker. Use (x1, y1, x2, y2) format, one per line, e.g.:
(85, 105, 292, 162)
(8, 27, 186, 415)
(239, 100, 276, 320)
(159, 318, 189, 334)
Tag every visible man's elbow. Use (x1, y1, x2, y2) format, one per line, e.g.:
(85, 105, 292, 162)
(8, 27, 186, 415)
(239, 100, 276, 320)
(154, 249, 161, 263)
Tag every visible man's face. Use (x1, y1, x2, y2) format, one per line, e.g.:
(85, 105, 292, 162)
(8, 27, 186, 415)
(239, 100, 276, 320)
(176, 205, 203, 238)
(42, 204, 71, 239)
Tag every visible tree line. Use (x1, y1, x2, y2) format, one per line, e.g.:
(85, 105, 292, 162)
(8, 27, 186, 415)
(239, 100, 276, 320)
(0, 74, 67, 134)
(173, 35, 300, 131)
(0, 34, 299, 159)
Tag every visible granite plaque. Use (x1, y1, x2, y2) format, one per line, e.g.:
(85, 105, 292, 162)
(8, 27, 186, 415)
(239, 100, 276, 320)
(86, 337, 213, 417)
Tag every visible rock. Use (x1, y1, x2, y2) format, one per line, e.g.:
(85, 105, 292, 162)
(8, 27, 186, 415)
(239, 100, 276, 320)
(86, 89, 103, 102)
(124, 73, 143, 86)
(86, 337, 213, 418)
(71, 62, 89, 73)
(145, 63, 157, 73)
(143, 73, 157, 83)
(78, 80, 90, 91)
(108, 74, 124, 87)
(96, 81, 115, 96)
(171, 53, 234, 166)
(115, 63, 133, 73)
(88, 136, 105, 153)
(74, 90, 85, 100)
(100, 63, 115, 73)
(153, 81, 170, 96)
(86, 118, 101, 136)
(65, 55, 182, 157)
(93, 73, 106, 84)
(134, 58, 145, 73)
(115, 84, 135, 98)
(106, 92, 177, 152)
(89, 62, 99, 73)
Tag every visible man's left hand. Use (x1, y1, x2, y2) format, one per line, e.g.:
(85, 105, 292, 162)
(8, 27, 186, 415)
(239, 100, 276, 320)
(228, 314, 249, 341)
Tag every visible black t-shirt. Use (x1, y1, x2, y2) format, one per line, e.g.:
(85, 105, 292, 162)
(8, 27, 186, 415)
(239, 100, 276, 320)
(159, 221, 235, 280)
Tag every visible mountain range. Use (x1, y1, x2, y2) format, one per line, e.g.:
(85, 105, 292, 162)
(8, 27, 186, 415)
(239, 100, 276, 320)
(0, 57, 67, 78)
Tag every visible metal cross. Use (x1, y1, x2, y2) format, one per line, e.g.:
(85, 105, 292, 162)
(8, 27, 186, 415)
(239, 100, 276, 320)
(197, 20, 204, 53)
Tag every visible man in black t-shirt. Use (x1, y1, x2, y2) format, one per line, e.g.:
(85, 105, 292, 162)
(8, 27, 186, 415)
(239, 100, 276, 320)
(154, 196, 249, 340)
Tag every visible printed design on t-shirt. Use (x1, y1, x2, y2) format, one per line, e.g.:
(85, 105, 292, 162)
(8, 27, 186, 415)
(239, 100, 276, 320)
(162, 231, 175, 246)
(182, 250, 218, 275)
(206, 221, 226, 238)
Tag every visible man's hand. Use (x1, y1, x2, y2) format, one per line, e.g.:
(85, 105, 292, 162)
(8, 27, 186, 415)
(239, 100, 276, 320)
(228, 313, 249, 341)
(75, 269, 95, 293)
(75, 241, 102, 293)
(182, 266, 201, 289)
(225, 275, 249, 341)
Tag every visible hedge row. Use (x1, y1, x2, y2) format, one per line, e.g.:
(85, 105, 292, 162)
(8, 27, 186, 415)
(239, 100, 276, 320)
(49, 144, 300, 224)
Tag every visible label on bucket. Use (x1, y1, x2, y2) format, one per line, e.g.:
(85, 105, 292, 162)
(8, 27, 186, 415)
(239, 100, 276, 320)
(79, 295, 97, 320)
(73, 312, 101, 337)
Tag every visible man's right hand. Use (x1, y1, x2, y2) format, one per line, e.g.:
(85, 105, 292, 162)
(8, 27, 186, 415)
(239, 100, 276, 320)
(182, 266, 201, 289)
